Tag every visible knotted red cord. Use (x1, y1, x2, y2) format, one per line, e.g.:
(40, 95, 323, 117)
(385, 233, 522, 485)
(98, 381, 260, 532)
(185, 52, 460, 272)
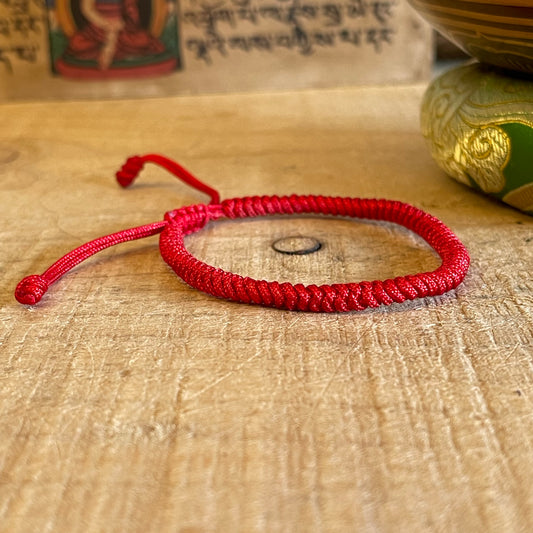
(15, 154, 470, 311)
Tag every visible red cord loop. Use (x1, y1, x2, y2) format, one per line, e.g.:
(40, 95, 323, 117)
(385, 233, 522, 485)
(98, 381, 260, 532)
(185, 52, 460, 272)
(15, 154, 470, 311)
(160, 195, 469, 312)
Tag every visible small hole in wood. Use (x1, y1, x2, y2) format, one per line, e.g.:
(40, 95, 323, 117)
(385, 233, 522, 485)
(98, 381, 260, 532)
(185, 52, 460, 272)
(272, 236, 322, 255)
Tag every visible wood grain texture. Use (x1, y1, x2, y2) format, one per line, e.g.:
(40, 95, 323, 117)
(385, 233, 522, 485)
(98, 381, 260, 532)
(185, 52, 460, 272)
(1, 85, 532, 533)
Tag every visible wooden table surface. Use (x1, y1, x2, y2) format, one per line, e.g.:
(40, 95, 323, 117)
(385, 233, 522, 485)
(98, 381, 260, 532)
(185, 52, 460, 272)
(1, 84, 532, 533)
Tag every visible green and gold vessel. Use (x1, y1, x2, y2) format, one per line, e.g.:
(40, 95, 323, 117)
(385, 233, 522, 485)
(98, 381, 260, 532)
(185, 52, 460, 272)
(422, 63, 533, 214)
(408, 0, 533, 214)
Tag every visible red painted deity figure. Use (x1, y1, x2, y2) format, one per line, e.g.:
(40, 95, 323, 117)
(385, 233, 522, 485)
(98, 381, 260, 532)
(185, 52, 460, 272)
(51, 0, 179, 78)
(66, 0, 165, 69)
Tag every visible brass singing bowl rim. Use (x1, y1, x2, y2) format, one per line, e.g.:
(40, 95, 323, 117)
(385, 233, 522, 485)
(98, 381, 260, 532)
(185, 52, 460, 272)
(411, 0, 533, 9)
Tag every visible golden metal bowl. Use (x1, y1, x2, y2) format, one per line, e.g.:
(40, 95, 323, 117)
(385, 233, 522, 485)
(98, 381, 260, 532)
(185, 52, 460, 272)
(408, 0, 533, 74)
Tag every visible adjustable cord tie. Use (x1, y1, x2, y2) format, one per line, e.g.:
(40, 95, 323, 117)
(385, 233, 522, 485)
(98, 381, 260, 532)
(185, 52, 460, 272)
(15, 153, 470, 312)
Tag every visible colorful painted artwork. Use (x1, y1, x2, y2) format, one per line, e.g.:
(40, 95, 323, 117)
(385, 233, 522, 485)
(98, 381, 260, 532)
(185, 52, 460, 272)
(1, 0, 433, 96)
(46, 0, 180, 78)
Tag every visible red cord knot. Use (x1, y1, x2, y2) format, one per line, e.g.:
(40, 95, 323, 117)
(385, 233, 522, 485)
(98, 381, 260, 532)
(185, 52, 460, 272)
(15, 275, 49, 305)
(116, 156, 145, 187)
(165, 203, 223, 234)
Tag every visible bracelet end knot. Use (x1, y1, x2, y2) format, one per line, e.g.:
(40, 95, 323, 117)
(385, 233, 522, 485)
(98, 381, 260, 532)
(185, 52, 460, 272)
(15, 275, 49, 305)
(116, 156, 144, 187)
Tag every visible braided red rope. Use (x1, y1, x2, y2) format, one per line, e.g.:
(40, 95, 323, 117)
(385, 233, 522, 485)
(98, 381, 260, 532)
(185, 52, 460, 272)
(15, 154, 470, 312)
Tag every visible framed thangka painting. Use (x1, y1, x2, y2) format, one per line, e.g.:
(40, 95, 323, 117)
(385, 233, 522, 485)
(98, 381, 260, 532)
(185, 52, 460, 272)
(46, 0, 180, 78)
(1, 0, 433, 98)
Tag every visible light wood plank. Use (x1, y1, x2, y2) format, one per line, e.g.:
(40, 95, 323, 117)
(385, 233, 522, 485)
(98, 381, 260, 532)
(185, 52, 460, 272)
(1, 85, 532, 533)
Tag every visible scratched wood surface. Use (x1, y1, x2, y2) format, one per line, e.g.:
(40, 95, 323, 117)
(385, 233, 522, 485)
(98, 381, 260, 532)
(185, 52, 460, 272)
(1, 85, 532, 533)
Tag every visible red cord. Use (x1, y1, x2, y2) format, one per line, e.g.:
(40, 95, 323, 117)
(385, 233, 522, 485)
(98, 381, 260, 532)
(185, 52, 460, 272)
(15, 154, 470, 312)
(116, 154, 220, 204)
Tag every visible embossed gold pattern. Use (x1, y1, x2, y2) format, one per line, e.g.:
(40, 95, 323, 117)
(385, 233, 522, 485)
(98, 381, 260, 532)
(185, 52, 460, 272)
(459, 125, 509, 193)
(422, 63, 533, 213)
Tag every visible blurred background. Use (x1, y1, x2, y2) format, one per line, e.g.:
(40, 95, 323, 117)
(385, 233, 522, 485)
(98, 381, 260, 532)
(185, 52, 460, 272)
(0, 0, 463, 101)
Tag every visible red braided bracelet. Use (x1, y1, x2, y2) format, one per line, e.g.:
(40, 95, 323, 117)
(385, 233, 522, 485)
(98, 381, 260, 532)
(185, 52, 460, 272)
(15, 154, 470, 312)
